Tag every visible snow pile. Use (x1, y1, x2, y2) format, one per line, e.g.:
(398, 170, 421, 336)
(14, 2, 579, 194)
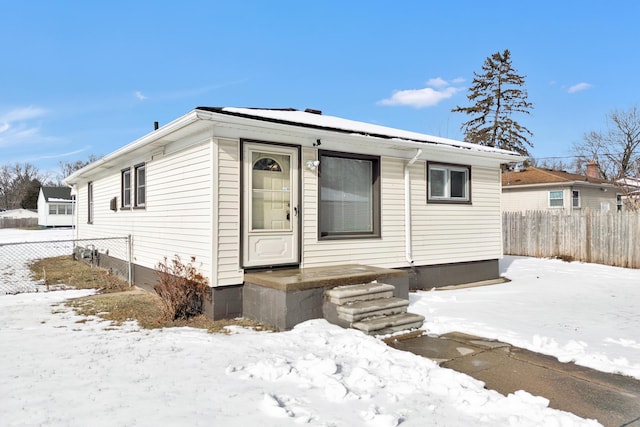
(0, 290, 597, 427)
(412, 256, 640, 379)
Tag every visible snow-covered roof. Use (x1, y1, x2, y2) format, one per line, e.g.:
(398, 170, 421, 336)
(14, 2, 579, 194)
(201, 107, 521, 157)
(66, 107, 524, 184)
(0, 208, 38, 219)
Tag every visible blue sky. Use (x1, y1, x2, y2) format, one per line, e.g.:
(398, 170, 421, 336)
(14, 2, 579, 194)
(2, 1, 639, 176)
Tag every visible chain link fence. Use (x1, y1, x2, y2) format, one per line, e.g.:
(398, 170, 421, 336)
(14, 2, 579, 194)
(0, 236, 131, 295)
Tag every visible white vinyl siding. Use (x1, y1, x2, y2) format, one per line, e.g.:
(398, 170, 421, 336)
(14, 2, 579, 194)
(549, 191, 563, 208)
(216, 139, 242, 286)
(302, 152, 502, 268)
(74, 141, 214, 280)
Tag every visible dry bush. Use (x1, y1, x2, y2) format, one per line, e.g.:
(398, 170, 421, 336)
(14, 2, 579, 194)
(154, 255, 210, 320)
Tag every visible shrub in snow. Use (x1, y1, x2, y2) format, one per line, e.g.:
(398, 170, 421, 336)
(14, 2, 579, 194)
(154, 255, 209, 320)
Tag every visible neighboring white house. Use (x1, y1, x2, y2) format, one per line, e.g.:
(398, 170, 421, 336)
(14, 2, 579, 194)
(65, 107, 523, 321)
(37, 186, 74, 227)
(501, 165, 621, 213)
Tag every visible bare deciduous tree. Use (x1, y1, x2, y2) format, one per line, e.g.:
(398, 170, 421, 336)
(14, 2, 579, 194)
(572, 106, 640, 180)
(56, 154, 99, 185)
(573, 106, 640, 211)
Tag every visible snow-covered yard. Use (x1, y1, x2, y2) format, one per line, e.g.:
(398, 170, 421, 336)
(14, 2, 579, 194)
(3, 228, 639, 426)
(412, 256, 640, 380)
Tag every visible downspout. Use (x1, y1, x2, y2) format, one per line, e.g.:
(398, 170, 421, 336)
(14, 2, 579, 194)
(404, 149, 422, 264)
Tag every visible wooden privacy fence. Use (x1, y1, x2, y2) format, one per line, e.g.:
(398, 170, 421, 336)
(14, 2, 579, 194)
(0, 217, 38, 229)
(503, 210, 640, 269)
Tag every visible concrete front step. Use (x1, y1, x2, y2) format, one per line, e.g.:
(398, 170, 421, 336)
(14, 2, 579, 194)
(352, 313, 425, 335)
(336, 297, 409, 322)
(325, 282, 395, 305)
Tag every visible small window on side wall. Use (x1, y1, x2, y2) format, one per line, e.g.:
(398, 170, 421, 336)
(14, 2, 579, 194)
(87, 181, 94, 224)
(549, 190, 564, 208)
(135, 163, 146, 208)
(427, 162, 471, 203)
(121, 168, 131, 208)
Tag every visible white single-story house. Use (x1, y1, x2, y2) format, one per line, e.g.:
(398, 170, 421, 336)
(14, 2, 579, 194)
(501, 164, 621, 213)
(65, 107, 523, 327)
(37, 186, 75, 227)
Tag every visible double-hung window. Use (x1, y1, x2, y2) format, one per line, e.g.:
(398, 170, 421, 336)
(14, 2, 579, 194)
(427, 163, 471, 203)
(549, 190, 563, 208)
(87, 181, 94, 224)
(318, 151, 380, 239)
(121, 168, 131, 208)
(572, 190, 580, 208)
(135, 163, 146, 207)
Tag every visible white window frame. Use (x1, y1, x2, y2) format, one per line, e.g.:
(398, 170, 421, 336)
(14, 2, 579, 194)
(134, 163, 146, 208)
(549, 190, 564, 208)
(427, 162, 471, 203)
(572, 190, 580, 208)
(87, 181, 94, 224)
(121, 168, 131, 208)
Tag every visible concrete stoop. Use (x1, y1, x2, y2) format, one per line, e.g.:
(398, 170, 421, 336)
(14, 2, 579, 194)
(324, 282, 425, 335)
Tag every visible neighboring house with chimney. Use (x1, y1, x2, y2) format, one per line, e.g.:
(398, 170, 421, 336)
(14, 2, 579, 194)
(501, 163, 621, 213)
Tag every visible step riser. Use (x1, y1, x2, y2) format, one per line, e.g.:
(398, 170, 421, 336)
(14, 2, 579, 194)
(327, 290, 393, 305)
(355, 320, 425, 336)
(338, 306, 408, 322)
(325, 282, 395, 304)
(336, 298, 409, 317)
(323, 282, 424, 335)
(352, 313, 426, 335)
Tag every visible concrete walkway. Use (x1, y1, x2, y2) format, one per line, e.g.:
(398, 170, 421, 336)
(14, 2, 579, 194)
(387, 332, 640, 427)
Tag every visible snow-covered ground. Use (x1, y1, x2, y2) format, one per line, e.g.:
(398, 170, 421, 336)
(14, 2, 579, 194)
(0, 228, 74, 294)
(3, 228, 639, 426)
(1, 290, 597, 427)
(411, 256, 640, 380)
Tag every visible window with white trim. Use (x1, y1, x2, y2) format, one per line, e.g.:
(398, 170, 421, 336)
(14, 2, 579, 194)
(318, 151, 380, 239)
(87, 181, 94, 224)
(121, 168, 131, 208)
(572, 190, 580, 208)
(549, 190, 563, 208)
(135, 163, 146, 207)
(427, 163, 471, 203)
(49, 203, 73, 215)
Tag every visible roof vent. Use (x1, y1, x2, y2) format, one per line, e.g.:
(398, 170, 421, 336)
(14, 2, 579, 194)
(304, 108, 322, 115)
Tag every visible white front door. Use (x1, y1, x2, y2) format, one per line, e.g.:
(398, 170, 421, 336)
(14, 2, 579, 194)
(242, 143, 299, 267)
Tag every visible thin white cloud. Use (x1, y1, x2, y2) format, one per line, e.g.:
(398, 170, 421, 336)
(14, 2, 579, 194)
(378, 77, 464, 108)
(568, 82, 592, 93)
(0, 106, 48, 146)
(134, 91, 147, 101)
(426, 77, 449, 88)
(378, 77, 465, 108)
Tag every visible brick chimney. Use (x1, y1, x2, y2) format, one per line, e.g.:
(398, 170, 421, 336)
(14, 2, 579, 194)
(585, 161, 600, 179)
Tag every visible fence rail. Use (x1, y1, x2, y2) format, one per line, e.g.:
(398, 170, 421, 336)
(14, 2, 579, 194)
(0, 236, 131, 295)
(503, 210, 640, 268)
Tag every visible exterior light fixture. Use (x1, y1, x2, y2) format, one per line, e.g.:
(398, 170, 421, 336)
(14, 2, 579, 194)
(306, 160, 320, 170)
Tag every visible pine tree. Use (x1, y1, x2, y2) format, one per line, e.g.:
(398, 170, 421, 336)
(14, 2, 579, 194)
(452, 49, 533, 156)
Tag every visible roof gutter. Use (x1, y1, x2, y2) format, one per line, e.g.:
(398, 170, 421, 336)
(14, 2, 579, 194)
(404, 148, 422, 265)
(65, 111, 202, 184)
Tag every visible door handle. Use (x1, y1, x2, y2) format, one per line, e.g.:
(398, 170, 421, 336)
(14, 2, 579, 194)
(294, 207, 298, 216)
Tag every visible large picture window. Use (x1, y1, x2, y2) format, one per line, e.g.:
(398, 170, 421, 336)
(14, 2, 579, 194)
(427, 163, 471, 203)
(318, 151, 380, 239)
